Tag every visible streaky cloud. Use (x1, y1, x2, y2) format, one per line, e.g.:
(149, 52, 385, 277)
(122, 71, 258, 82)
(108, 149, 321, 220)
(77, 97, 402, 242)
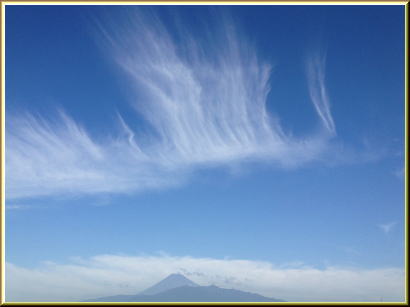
(6, 110, 180, 199)
(306, 51, 336, 135)
(6, 9, 336, 200)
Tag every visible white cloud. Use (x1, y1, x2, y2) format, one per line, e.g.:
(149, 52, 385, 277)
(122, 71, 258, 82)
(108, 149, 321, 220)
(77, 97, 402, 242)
(5, 204, 28, 210)
(378, 222, 397, 234)
(6, 254, 404, 302)
(393, 167, 405, 179)
(6, 110, 182, 199)
(306, 50, 336, 135)
(6, 9, 335, 200)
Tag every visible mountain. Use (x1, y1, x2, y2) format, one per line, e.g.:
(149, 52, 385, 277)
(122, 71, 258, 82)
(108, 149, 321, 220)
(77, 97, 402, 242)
(84, 273, 285, 302)
(140, 273, 199, 295)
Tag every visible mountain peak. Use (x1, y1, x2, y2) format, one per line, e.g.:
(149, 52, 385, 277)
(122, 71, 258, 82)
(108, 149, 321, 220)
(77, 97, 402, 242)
(139, 273, 199, 295)
(165, 273, 190, 279)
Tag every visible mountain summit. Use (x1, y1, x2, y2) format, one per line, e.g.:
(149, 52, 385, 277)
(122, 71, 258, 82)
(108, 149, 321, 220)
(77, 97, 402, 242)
(139, 273, 199, 295)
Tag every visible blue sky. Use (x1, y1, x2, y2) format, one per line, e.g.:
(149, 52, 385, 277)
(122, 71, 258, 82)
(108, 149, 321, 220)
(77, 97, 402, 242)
(5, 5, 405, 302)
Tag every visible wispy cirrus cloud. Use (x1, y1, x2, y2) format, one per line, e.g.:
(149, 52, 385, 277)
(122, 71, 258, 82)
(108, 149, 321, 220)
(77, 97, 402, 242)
(6, 254, 404, 302)
(6, 9, 335, 200)
(6, 110, 180, 199)
(393, 167, 405, 179)
(306, 50, 336, 135)
(5, 204, 28, 210)
(378, 222, 397, 234)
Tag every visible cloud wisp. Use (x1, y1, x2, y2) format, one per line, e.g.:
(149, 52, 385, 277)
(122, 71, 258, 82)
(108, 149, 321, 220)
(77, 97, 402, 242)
(306, 51, 336, 135)
(6, 9, 335, 200)
(378, 222, 397, 234)
(6, 254, 404, 302)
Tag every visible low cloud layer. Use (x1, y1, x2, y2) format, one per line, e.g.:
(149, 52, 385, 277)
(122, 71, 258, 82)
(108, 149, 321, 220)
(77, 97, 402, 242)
(6, 254, 404, 302)
(6, 9, 335, 200)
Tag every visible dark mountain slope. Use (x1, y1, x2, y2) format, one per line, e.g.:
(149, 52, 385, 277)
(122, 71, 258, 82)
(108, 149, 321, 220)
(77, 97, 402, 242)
(86, 285, 285, 302)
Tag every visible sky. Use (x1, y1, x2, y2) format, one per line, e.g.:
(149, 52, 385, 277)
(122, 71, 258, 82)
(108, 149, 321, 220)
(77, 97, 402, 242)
(5, 4, 405, 302)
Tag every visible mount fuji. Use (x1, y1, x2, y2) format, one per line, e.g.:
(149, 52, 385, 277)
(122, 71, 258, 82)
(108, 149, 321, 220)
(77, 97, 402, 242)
(84, 273, 285, 302)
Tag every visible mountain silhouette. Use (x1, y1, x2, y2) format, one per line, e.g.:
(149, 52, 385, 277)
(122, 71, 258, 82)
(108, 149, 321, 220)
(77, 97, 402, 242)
(84, 273, 285, 302)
